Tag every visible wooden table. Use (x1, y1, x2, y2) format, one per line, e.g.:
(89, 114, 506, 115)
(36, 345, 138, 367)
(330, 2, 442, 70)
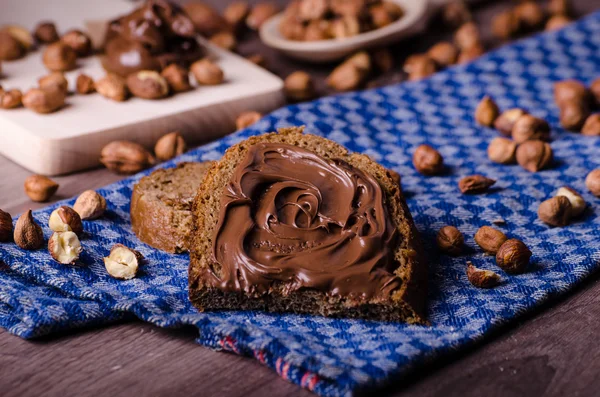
(2, 1, 600, 396)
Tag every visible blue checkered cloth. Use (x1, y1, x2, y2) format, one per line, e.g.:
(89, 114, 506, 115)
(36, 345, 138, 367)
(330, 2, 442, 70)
(2, 13, 600, 396)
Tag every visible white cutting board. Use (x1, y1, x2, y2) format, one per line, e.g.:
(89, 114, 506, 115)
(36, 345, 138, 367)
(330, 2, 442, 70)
(0, 0, 285, 176)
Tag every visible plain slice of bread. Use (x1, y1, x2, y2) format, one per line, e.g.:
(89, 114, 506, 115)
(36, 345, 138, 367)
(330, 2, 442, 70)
(189, 127, 427, 323)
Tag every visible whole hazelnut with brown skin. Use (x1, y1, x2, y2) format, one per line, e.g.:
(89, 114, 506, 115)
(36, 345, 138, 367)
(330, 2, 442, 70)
(413, 144, 444, 175)
(60, 30, 92, 57)
(559, 101, 590, 131)
(42, 42, 77, 72)
(554, 80, 589, 107)
(458, 175, 496, 194)
(496, 239, 531, 274)
(545, 15, 572, 31)
(581, 114, 600, 136)
(511, 115, 550, 144)
(96, 74, 128, 102)
(516, 140, 553, 172)
(154, 132, 187, 161)
(14, 210, 44, 250)
(34, 22, 59, 44)
(127, 70, 169, 100)
(494, 108, 528, 136)
(475, 96, 499, 127)
(454, 22, 481, 51)
(0, 89, 23, 109)
(457, 45, 484, 64)
(327, 53, 371, 91)
(487, 137, 517, 164)
(442, 1, 472, 29)
(436, 226, 464, 255)
(4, 25, 34, 51)
(224, 1, 250, 30)
(467, 262, 500, 289)
(38, 72, 68, 94)
(548, 0, 572, 17)
(589, 77, 600, 106)
(76, 74, 95, 94)
(191, 59, 224, 85)
(0, 30, 25, 60)
(585, 169, 600, 197)
(209, 31, 237, 51)
(514, 1, 546, 31)
(24, 175, 59, 202)
(492, 10, 520, 40)
(246, 3, 279, 30)
(100, 141, 155, 174)
(161, 64, 192, 93)
(370, 4, 394, 29)
(22, 87, 65, 114)
(284, 71, 315, 101)
(406, 55, 437, 81)
(474, 226, 508, 254)
(48, 206, 83, 235)
(0, 209, 13, 242)
(235, 111, 262, 130)
(304, 20, 332, 41)
(538, 196, 572, 227)
(427, 42, 458, 68)
(331, 16, 361, 39)
(556, 186, 586, 217)
(73, 190, 106, 220)
(183, 3, 229, 37)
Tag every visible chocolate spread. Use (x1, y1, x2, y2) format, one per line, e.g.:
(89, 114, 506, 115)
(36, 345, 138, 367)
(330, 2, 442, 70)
(205, 143, 401, 301)
(103, 0, 203, 76)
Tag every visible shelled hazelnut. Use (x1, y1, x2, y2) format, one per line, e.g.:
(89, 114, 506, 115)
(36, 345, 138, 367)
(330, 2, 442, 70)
(545, 15, 572, 31)
(516, 140, 553, 172)
(327, 52, 371, 91)
(38, 72, 68, 94)
(511, 115, 550, 144)
(96, 74, 128, 102)
(22, 87, 65, 114)
(0, 89, 23, 109)
(494, 108, 527, 136)
(76, 74, 95, 94)
(100, 140, 155, 174)
(467, 262, 500, 289)
(436, 226, 464, 255)
(60, 30, 92, 57)
(492, 10, 520, 40)
(14, 210, 44, 250)
(442, 1, 472, 29)
(458, 175, 496, 194)
(487, 137, 517, 164)
(34, 21, 59, 44)
(413, 144, 444, 175)
(589, 78, 600, 106)
(548, 0, 572, 17)
(48, 231, 82, 264)
(474, 226, 507, 254)
(235, 111, 262, 130)
(191, 59, 224, 85)
(73, 190, 106, 220)
(247, 3, 278, 30)
(183, 3, 229, 37)
(554, 80, 589, 106)
(0, 209, 13, 242)
(585, 169, 600, 197)
(581, 114, 600, 136)
(538, 196, 572, 227)
(0, 30, 25, 60)
(161, 64, 192, 93)
(559, 101, 589, 131)
(404, 54, 437, 81)
(127, 70, 169, 100)
(48, 206, 83, 235)
(24, 175, 59, 202)
(457, 45, 485, 64)
(154, 131, 187, 161)
(284, 71, 315, 101)
(496, 239, 531, 274)
(104, 244, 143, 280)
(42, 42, 77, 71)
(556, 186, 586, 217)
(331, 16, 361, 39)
(514, 1, 546, 31)
(427, 42, 458, 68)
(454, 22, 481, 50)
(209, 31, 237, 51)
(224, 1, 250, 30)
(475, 96, 499, 127)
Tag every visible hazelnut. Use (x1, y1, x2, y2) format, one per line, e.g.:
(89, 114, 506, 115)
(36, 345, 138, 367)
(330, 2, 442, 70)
(100, 140, 155, 174)
(331, 16, 361, 39)
(413, 144, 444, 175)
(38, 72, 68, 94)
(191, 59, 224, 85)
(48, 206, 83, 235)
(161, 64, 192, 93)
(34, 21, 59, 44)
(224, 1, 250, 29)
(60, 30, 92, 57)
(369, 5, 394, 29)
(42, 42, 77, 72)
(246, 3, 279, 30)
(475, 96, 499, 127)
(96, 74, 129, 102)
(436, 226, 464, 255)
(556, 186, 586, 217)
(183, 3, 229, 37)
(14, 210, 44, 250)
(4, 25, 33, 51)
(304, 20, 333, 41)
(467, 262, 500, 289)
(492, 10, 520, 40)
(457, 45, 485, 64)
(209, 31, 237, 51)
(24, 174, 59, 202)
(511, 115, 550, 144)
(0, 30, 24, 60)
(76, 74, 95, 94)
(403, 54, 436, 81)
(427, 42, 458, 68)
(48, 231, 82, 264)
(581, 114, 600, 136)
(235, 111, 262, 130)
(487, 137, 517, 164)
(327, 61, 366, 92)
(554, 80, 589, 107)
(559, 101, 589, 131)
(538, 196, 572, 227)
(474, 226, 508, 254)
(154, 131, 187, 161)
(371, 48, 394, 73)
(279, 18, 306, 40)
(346, 51, 372, 72)
(514, 2, 546, 31)
(73, 190, 106, 220)
(298, 0, 328, 21)
(127, 70, 169, 100)
(0, 89, 23, 109)
(330, 0, 367, 17)
(458, 175, 496, 194)
(516, 140, 553, 172)
(104, 244, 143, 280)
(585, 169, 600, 197)
(22, 87, 65, 114)
(496, 239, 531, 274)
(284, 71, 315, 101)
(0, 209, 13, 242)
(494, 108, 527, 136)
(441, 0, 472, 28)
(548, 0, 572, 16)
(454, 22, 481, 51)
(545, 15, 572, 31)
(590, 78, 600, 106)
(246, 54, 267, 68)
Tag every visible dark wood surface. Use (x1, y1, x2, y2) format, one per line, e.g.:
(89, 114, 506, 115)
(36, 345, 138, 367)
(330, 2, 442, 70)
(2, 1, 600, 396)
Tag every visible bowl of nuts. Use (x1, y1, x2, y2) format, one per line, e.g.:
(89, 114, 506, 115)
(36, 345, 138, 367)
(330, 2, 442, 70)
(260, 0, 429, 63)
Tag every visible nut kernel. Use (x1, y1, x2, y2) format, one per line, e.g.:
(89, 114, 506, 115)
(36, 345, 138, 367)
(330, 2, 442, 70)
(496, 239, 531, 274)
(48, 231, 82, 264)
(556, 186, 586, 217)
(474, 226, 508, 254)
(235, 111, 262, 130)
(100, 140, 155, 174)
(73, 190, 106, 220)
(42, 42, 77, 71)
(127, 70, 169, 100)
(458, 175, 496, 194)
(48, 206, 83, 235)
(494, 108, 527, 136)
(161, 64, 192, 93)
(467, 262, 500, 289)
(487, 137, 517, 164)
(24, 175, 59, 202)
(104, 244, 142, 280)
(191, 59, 224, 85)
(154, 132, 187, 161)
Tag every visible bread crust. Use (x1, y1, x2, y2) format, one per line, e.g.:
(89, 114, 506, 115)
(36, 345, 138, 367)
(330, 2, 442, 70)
(189, 128, 427, 323)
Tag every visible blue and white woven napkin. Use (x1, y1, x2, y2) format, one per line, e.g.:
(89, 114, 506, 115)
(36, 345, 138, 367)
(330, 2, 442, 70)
(1, 13, 600, 396)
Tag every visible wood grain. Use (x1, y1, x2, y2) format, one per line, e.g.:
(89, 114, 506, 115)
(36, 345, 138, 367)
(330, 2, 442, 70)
(1, 1, 600, 396)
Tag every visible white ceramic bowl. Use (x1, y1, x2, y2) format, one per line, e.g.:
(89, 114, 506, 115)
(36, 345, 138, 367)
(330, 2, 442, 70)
(259, 0, 431, 63)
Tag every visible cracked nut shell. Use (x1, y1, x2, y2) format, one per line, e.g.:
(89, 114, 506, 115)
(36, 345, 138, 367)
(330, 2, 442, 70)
(556, 186, 586, 217)
(458, 175, 496, 194)
(475, 96, 499, 127)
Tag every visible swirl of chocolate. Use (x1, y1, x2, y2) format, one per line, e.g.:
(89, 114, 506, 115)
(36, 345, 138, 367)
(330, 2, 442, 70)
(103, 0, 203, 76)
(206, 143, 401, 301)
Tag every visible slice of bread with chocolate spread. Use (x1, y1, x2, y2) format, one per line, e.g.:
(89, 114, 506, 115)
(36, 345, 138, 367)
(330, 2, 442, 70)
(189, 127, 427, 323)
